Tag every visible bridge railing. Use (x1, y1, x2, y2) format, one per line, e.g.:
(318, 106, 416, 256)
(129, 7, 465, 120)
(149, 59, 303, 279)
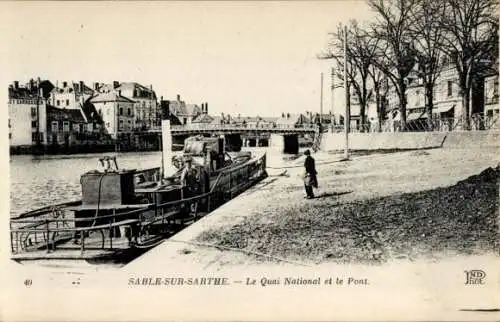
(169, 123, 318, 131)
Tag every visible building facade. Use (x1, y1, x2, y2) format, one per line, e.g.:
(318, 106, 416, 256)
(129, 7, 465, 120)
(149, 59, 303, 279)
(8, 79, 53, 147)
(49, 81, 94, 110)
(90, 91, 135, 139)
(94, 81, 158, 130)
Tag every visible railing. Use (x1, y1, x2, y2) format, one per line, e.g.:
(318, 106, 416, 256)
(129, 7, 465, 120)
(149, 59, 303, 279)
(327, 115, 499, 133)
(10, 153, 268, 256)
(167, 123, 318, 132)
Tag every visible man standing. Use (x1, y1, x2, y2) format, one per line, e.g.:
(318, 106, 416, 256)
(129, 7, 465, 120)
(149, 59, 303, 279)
(303, 149, 318, 199)
(180, 155, 198, 198)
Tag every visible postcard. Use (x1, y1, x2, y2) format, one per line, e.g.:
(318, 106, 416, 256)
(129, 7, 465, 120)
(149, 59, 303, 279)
(1, 1, 499, 321)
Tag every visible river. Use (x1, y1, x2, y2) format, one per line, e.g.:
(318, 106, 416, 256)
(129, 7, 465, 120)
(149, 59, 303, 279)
(9, 147, 298, 217)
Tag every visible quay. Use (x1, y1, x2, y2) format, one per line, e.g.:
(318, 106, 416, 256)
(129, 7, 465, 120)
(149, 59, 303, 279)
(126, 133, 500, 271)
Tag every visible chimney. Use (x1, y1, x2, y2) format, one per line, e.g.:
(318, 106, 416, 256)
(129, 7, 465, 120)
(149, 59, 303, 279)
(63, 81, 67, 88)
(113, 81, 119, 89)
(14, 81, 19, 89)
(93, 82, 99, 90)
(28, 79, 34, 90)
(80, 81, 84, 91)
(287, 113, 290, 119)
(282, 112, 285, 118)
(205, 102, 208, 114)
(177, 94, 181, 101)
(160, 100, 170, 120)
(39, 88, 44, 98)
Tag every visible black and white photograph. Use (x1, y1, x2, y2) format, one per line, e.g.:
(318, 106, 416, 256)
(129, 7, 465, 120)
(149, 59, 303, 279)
(1, 1, 499, 321)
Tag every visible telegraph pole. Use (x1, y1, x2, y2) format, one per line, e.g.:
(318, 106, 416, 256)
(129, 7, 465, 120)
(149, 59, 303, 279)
(343, 25, 349, 160)
(331, 67, 335, 127)
(320, 72, 324, 124)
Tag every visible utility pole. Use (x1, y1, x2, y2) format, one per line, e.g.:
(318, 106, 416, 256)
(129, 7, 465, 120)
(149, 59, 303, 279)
(331, 67, 335, 127)
(343, 24, 349, 160)
(320, 72, 324, 124)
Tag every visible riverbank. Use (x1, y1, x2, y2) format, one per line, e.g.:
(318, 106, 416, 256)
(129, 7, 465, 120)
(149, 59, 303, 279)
(127, 146, 499, 270)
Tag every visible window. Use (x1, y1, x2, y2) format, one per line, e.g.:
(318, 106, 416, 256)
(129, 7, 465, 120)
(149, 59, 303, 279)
(415, 90, 420, 106)
(32, 132, 38, 142)
(127, 108, 131, 116)
(87, 123, 93, 132)
(51, 121, 58, 133)
(183, 118, 187, 125)
(9, 133, 12, 139)
(73, 123, 80, 132)
(66, 99, 69, 106)
(63, 121, 70, 132)
(119, 107, 123, 115)
(31, 120, 37, 128)
(8, 119, 11, 128)
(119, 119, 124, 130)
(57, 100, 60, 106)
(494, 79, 499, 97)
(447, 81, 453, 97)
(31, 106, 37, 117)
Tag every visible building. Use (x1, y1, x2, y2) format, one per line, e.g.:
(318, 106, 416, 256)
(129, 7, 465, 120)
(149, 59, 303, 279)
(115, 82, 158, 129)
(90, 91, 135, 139)
(49, 81, 94, 110)
(94, 81, 159, 130)
(46, 105, 86, 147)
(385, 56, 499, 130)
(168, 95, 204, 125)
(8, 79, 53, 147)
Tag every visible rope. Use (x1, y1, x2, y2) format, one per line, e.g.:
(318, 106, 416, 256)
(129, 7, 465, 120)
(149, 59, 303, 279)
(166, 238, 311, 267)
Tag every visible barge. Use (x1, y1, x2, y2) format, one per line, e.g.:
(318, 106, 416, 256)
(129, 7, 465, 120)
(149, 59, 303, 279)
(10, 106, 268, 264)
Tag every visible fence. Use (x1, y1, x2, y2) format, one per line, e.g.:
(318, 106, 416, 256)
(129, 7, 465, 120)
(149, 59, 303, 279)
(328, 114, 499, 133)
(10, 153, 268, 256)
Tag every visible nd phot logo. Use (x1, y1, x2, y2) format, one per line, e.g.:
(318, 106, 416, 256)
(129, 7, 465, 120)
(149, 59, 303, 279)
(464, 270, 486, 285)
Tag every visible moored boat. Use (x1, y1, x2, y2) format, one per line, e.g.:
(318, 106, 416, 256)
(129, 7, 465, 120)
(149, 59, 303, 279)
(10, 106, 268, 264)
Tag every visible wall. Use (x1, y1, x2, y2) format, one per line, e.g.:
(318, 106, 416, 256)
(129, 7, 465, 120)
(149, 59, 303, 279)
(321, 132, 447, 151)
(321, 130, 500, 151)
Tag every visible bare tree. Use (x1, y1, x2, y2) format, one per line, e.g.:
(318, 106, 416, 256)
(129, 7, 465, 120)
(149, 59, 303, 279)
(368, 65, 390, 131)
(439, 0, 499, 129)
(368, 0, 419, 129)
(408, 0, 447, 129)
(321, 20, 380, 131)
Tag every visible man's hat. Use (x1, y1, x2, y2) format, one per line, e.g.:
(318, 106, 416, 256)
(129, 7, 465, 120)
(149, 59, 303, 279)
(304, 149, 311, 156)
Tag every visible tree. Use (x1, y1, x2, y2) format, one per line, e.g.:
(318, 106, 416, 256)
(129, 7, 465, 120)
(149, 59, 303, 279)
(368, 0, 419, 129)
(368, 65, 390, 131)
(408, 0, 448, 129)
(321, 20, 380, 131)
(439, 0, 499, 129)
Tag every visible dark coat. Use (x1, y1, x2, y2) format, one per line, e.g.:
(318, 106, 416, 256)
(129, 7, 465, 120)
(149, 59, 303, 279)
(304, 156, 317, 175)
(304, 156, 318, 188)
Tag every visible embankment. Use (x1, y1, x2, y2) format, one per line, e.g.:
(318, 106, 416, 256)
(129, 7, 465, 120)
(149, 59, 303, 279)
(321, 130, 500, 151)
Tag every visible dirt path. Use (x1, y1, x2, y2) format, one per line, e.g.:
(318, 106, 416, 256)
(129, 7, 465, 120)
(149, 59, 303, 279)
(196, 148, 500, 265)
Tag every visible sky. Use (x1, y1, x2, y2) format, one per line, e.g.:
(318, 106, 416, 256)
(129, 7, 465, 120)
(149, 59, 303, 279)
(1, 1, 375, 117)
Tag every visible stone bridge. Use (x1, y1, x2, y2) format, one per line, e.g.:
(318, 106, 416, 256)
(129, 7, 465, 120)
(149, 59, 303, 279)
(148, 123, 319, 153)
